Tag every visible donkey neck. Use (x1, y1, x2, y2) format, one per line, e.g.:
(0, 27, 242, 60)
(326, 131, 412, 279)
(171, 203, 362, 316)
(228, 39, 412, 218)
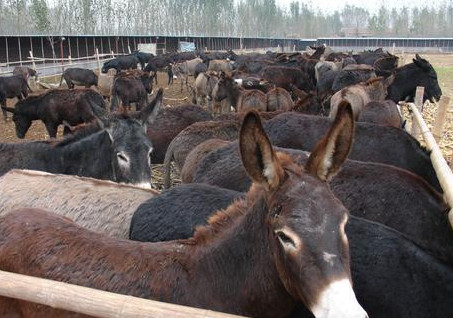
(180, 188, 296, 317)
(54, 131, 115, 181)
(390, 63, 421, 100)
(17, 98, 41, 120)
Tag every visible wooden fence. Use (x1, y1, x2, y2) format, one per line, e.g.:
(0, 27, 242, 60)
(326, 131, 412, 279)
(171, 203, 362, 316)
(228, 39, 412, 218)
(401, 87, 453, 228)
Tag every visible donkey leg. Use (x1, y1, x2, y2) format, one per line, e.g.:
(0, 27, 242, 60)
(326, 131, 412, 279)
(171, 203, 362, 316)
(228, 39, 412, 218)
(0, 98, 7, 122)
(45, 123, 58, 138)
(1, 108, 6, 122)
(63, 124, 72, 135)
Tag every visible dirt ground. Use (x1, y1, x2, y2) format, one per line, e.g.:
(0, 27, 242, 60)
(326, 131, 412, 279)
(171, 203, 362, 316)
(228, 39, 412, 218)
(1, 53, 452, 174)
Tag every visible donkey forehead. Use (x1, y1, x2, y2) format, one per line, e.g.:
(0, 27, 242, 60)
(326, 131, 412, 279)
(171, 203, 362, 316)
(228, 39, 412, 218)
(111, 122, 152, 147)
(274, 172, 348, 224)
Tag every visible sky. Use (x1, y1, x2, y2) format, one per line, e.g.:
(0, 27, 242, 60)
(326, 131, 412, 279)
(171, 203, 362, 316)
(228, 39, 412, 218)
(274, 0, 449, 14)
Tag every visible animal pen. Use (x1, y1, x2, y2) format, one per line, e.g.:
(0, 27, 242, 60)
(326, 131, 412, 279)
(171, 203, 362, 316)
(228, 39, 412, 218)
(0, 33, 453, 315)
(0, 86, 451, 316)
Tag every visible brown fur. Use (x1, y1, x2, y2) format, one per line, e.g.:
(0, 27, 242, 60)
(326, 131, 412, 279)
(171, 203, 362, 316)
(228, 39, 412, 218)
(266, 87, 293, 111)
(180, 139, 231, 183)
(237, 89, 267, 112)
(358, 100, 403, 128)
(163, 120, 240, 188)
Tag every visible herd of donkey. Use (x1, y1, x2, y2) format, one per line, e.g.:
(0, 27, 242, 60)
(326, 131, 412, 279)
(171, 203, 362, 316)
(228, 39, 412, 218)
(0, 45, 451, 317)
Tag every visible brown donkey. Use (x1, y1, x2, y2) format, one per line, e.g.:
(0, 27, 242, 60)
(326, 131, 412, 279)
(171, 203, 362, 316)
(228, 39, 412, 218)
(330, 76, 394, 120)
(0, 104, 367, 318)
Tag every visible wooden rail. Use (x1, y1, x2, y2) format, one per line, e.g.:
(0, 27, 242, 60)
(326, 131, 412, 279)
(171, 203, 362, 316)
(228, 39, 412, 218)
(0, 270, 246, 318)
(401, 96, 453, 228)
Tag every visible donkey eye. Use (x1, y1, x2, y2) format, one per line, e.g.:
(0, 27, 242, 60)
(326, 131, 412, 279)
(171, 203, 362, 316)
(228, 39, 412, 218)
(272, 205, 282, 217)
(117, 152, 129, 163)
(277, 231, 293, 245)
(275, 229, 298, 250)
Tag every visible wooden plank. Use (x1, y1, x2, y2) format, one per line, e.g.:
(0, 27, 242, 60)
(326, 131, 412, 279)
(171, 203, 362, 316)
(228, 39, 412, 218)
(432, 96, 451, 142)
(0, 270, 246, 318)
(411, 86, 424, 138)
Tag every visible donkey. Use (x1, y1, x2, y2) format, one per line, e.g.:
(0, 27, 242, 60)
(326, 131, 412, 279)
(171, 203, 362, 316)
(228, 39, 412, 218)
(180, 139, 230, 183)
(110, 71, 153, 112)
(130, 183, 453, 318)
(191, 72, 219, 112)
(4, 88, 106, 138)
(266, 87, 293, 111)
(358, 100, 403, 128)
(12, 66, 38, 82)
(261, 65, 315, 92)
(387, 54, 442, 103)
(0, 74, 32, 121)
(144, 103, 212, 164)
(163, 110, 440, 192)
(0, 105, 368, 318)
(0, 89, 163, 187)
(172, 57, 203, 91)
(330, 76, 394, 120)
(190, 144, 453, 264)
(59, 67, 98, 89)
(213, 73, 291, 113)
(331, 66, 377, 93)
(162, 120, 240, 188)
(0, 169, 157, 238)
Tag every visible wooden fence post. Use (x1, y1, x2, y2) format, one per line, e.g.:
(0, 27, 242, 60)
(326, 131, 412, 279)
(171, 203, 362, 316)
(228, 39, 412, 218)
(68, 55, 72, 65)
(400, 50, 406, 66)
(411, 86, 425, 138)
(111, 50, 115, 58)
(29, 50, 36, 71)
(128, 45, 132, 54)
(95, 48, 101, 74)
(432, 96, 451, 143)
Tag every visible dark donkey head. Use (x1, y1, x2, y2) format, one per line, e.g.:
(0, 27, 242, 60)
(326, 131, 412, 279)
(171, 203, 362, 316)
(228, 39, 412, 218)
(212, 72, 240, 108)
(237, 102, 367, 317)
(105, 88, 163, 187)
(59, 89, 163, 188)
(387, 54, 442, 103)
(5, 95, 41, 139)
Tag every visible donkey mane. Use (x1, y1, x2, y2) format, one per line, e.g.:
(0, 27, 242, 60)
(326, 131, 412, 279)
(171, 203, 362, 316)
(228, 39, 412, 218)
(15, 94, 43, 111)
(188, 152, 300, 245)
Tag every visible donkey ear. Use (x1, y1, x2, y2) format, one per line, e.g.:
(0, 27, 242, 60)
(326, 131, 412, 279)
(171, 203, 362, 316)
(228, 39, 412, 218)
(305, 100, 354, 181)
(413, 54, 430, 71)
(140, 88, 163, 127)
(239, 111, 283, 188)
(383, 74, 395, 89)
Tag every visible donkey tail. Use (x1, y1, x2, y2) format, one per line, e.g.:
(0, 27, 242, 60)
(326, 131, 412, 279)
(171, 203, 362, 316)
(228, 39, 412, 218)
(163, 139, 177, 189)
